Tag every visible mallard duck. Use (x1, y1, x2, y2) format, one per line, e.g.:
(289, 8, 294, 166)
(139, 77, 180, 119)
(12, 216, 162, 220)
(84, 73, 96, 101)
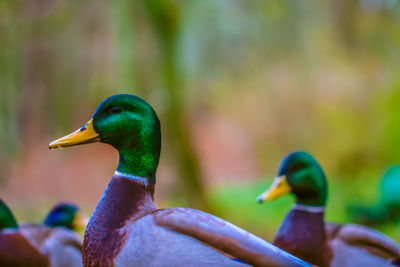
(0, 200, 84, 267)
(0, 199, 50, 266)
(43, 202, 86, 231)
(257, 151, 400, 267)
(49, 94, 310, 267)
(19, 203, 84, 267)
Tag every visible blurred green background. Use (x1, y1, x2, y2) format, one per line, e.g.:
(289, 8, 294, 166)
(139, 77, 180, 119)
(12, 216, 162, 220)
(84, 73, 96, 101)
(1, 0, 400, 241)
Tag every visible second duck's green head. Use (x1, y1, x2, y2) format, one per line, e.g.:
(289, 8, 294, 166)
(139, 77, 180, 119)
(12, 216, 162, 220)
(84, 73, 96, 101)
(258, 151, 327, 207)
(49, 94, 161, 180)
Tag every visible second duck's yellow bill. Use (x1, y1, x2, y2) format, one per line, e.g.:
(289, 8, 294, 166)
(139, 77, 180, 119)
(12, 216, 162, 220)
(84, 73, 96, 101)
(49, 118, 100, 149)
(257, 175, 292, 203)
(72, 212, 89, 231)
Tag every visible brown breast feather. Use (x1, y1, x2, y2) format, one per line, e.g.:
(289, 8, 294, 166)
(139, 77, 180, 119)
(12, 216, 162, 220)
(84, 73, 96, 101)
(83, 175, 155, 267)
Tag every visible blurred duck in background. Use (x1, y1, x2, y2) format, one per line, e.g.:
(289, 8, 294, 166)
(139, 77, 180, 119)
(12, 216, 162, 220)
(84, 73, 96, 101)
(20, 202, 85, 267)
(49, 94, 310, 267)
(348, 165, 400, 226)
(43, 202, 87, 232)
(0, 199, 49, 266)
(258, 151, 400, 267)
(0, 200, 84, 267)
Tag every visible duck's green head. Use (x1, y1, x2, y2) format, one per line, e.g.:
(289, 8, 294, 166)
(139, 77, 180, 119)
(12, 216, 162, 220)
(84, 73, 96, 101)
(257, 151, 327, 206)
(44, 203, 87, 231)
(49, 94, 161, 180)
(0, 200, 18, 230)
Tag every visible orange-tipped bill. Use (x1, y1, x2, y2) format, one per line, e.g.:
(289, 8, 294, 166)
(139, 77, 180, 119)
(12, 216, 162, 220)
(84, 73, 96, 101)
(49, 118, 100, 149)
(257, 175, 292, 203)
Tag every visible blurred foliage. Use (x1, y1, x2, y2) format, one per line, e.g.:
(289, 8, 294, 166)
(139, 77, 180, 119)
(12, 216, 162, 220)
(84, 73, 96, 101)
(1, 0, 400, 239)
(348, 165, 400, 228)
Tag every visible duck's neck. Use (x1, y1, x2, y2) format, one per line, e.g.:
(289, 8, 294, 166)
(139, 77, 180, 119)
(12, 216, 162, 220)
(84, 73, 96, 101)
(116, 142, 159, 184)
(83, 172, 156, 266)
(274, 204, 330, 267)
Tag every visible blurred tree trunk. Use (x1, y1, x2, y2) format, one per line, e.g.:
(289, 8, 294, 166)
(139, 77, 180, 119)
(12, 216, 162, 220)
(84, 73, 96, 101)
(143, 0, 211, 211)
(0, 1, 21, 158)
(331, 0, 359, 49)
(19, 1, 56, 144)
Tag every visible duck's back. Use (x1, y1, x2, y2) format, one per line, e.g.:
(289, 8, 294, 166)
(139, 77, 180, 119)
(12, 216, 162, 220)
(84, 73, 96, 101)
(326, 223, 400, 267)
(114, 214, 248, 267)
(330, 238, 396, 267)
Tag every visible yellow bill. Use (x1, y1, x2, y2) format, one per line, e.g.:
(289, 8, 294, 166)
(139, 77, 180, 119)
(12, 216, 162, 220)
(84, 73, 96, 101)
(72, 212, 89, 231)
(49, 118, 100, 149)
(257, 175, 292, 203)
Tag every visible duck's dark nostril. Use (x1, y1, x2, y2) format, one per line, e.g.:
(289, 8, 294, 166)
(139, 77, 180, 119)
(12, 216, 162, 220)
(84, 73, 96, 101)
(79, 125, 87, 132)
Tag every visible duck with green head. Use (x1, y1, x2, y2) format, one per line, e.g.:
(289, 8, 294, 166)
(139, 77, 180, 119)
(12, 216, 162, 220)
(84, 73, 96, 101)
(49, 94, 310, 267)
(0, 199, 50, 266)
(0, 200, 85, 267)
(43, 202, 86, 231)
(258, 151, 400, 267)
(19, 202, 84, 267)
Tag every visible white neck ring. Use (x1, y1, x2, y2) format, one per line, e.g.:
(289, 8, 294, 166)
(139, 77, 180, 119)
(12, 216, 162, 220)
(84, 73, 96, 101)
(114, 170, 149, 186)
(293, 203, 325, 213)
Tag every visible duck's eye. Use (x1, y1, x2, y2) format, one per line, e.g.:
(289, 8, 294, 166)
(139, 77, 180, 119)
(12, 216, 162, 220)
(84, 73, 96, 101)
(109, 106, 121, 114)
(288, 163, 304, 173)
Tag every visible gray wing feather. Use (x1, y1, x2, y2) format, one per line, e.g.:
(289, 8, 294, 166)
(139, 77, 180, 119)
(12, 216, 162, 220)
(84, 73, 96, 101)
(329, 223, 400, 259)
(326, 222, 400, 266)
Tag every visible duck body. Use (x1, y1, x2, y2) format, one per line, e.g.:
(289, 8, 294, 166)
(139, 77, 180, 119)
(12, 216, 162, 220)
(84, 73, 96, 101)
(20, 223, 83, 267)
(0, 229, 50, 267)
(83, 172, 301, 267)
(18, 202, 85, 267)
(50, 94, 310, 267)
(274, 207, 400, 267)
(109, 213, 246, 267)
(259, 151, 400, 266)
(326, 222, 400, 267)
(0, 200, 83, 267)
